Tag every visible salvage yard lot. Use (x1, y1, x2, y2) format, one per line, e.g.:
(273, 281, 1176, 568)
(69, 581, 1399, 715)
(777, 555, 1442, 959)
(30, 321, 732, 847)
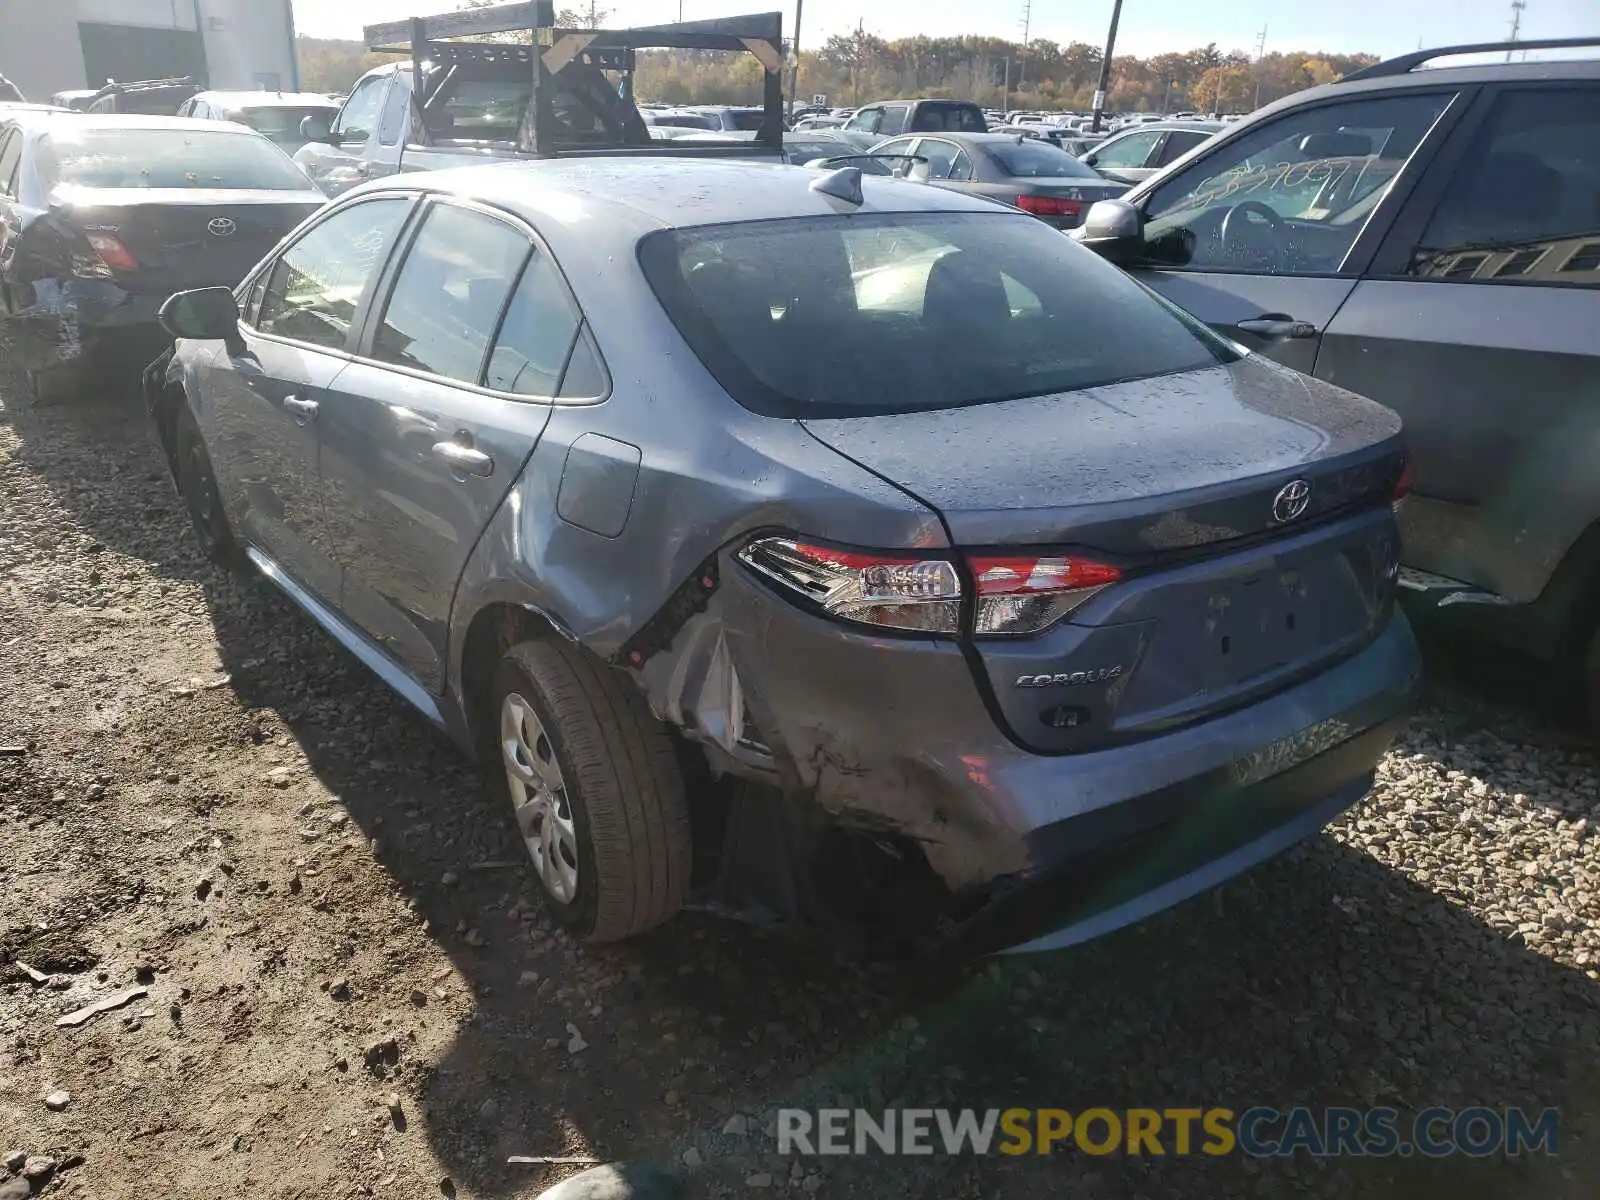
(1, 366, 1598, 1199)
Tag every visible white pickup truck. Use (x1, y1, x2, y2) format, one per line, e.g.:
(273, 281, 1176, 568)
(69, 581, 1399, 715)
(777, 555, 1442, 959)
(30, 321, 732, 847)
(294, 1, 788, 196)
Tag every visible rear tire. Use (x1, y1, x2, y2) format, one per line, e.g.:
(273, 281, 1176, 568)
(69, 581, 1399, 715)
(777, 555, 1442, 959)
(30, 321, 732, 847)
(490, 638, 692, 942)
(173, 405, 242, 570)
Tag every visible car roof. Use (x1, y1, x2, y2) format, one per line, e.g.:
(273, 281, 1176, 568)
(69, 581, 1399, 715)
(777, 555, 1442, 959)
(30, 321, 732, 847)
(348, 158, 1018, 249)
(1103, 121, 1223, 134)
(31, 114, 272, 134)
(194, 91, 339, 108)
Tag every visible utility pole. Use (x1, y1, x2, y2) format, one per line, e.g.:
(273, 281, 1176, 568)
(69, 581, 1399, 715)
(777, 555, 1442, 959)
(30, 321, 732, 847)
(1018, 0, 1031, 96)
(1252, 23, 1267, 111)
(1089, 0, 1124, 133)
(1506, 0, 1526, 61)
(787, 0, 803, 119)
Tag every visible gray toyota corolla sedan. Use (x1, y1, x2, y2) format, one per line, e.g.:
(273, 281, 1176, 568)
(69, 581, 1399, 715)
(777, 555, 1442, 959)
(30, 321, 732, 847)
(147, 158, 1421, 955)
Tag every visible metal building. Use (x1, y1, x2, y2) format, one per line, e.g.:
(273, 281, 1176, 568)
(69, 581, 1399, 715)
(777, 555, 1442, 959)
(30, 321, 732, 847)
(0, 0, 298, 102)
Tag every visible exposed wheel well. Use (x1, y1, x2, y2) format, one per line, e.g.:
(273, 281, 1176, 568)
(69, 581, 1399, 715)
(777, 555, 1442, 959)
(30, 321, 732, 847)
(458, 602, 564, 760)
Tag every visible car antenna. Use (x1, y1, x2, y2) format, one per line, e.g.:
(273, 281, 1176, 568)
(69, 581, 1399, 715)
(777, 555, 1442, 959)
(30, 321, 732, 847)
(810, 165, 864, 205)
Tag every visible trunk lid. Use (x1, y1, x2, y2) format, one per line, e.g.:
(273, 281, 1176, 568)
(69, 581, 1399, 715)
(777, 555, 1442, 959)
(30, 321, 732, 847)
(50, 187, 323, 294)
(801, 356, 1406, 751)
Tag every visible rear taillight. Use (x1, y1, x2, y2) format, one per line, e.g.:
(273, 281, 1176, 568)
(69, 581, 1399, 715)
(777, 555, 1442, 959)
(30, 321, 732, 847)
(82, 230, 138, 275)
(1015, 194, 1084, 222)
(738, 537, 1120, 637)
(1393, 456, 1414, 506)
(738, 538, 962, 633)
(969, 554, 1121, 635)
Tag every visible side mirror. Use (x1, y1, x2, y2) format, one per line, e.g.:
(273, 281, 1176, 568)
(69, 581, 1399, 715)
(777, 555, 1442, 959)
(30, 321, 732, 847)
(160, 287, 241, 343)
(1072, 198, 1144, 262)
(300, 113, 333, 143)
(1081, 151, 1098, 167)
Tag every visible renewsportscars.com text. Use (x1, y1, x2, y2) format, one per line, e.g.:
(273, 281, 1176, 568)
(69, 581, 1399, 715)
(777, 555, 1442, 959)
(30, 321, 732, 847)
(776, 1107, 1559, 1158)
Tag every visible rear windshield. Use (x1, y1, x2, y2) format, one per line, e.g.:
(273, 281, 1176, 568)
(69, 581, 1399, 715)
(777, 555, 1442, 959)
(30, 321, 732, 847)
(639, 212, 1236, 417)
(654, 113, 716, 129)
(238, 106, 336, 142)
(41, 128, 311, 190)
(909, 103, 987, 133)
(989, 139, 1100, 179)
(728, 109, 767, 132)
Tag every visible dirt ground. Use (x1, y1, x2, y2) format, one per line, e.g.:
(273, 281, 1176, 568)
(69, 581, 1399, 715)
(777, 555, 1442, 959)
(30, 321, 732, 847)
(2, 366, 1599, 1200)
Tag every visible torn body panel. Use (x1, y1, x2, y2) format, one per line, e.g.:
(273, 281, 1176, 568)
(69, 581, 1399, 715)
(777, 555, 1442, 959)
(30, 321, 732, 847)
(3, 275, 145, 371)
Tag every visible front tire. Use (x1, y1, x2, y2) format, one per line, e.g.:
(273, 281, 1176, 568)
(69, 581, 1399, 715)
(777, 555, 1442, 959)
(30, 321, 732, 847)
(173, 405, 242, 570)
(491, 639, 692, 942)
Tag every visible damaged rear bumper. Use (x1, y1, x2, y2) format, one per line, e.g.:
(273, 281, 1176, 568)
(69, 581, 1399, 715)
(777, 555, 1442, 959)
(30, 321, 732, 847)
(664, 558, 1420, 953)
(4, 277, 167, 372)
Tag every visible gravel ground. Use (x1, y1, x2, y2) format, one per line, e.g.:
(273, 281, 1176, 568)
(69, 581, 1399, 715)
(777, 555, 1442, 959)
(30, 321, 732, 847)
(1, 362, 1598, 1200)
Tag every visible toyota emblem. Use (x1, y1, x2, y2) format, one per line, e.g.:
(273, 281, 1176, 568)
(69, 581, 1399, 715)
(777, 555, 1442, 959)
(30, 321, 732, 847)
(1271, 479, 1312, 524)
(207, 217, 237, 238)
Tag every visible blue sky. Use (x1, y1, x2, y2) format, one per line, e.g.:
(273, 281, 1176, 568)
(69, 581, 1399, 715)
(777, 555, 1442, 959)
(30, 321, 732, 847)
(292, 0, 1597, 60)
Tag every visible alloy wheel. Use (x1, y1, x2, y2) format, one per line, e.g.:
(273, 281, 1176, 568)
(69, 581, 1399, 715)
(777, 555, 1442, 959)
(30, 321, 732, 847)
(500, 691, 580, 903)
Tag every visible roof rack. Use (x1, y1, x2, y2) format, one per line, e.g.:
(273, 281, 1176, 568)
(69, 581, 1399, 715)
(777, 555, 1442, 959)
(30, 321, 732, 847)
(365, 2, 785, 156)
(1343, 36, 1600, 80)
(93, 76, 198, 96)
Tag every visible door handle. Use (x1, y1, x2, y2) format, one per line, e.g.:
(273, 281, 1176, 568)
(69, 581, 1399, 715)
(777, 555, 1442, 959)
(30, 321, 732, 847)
(282, 395, 319, 424)
(431, 439, 494, 478)
(1236, 314, 1319, 340)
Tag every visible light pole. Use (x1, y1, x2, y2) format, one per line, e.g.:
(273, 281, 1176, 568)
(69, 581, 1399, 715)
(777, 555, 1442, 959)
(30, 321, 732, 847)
(1089, 0, 1124, 133)
(788, 0, 803, 119)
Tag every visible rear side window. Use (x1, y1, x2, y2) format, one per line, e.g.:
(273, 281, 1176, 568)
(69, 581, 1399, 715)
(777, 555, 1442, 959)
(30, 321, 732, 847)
(485, 254, 582, 395)
(373, 203, 529, 383)
(1409, 86, 1600, 286)
(910, 103, 986, 133)
(257, 198, 410, 350)
(639, 212, 1236, 418)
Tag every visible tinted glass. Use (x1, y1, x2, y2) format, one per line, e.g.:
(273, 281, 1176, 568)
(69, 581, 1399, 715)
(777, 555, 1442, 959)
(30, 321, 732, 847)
(1155, 128, 1212, 166)
(879, 105, 909, 135)
(40, 128, 313, 190)
(654, 113, 715, 129)
(989, 139, 1100, 179)
(1409, 87, 1600, 287)
(909, 103, 987, 133)
(1139, 92, 1451, 273)
(239, 106, 337, 146)
(485, 254, 582, 395)
(917, 140, 971, 181)
(729, 110, 767, 132)
(257, 198, 410, 349)
(333, 76, 385, 142)
(640, 212, 1234, 418)
(374, 204, 528, 383)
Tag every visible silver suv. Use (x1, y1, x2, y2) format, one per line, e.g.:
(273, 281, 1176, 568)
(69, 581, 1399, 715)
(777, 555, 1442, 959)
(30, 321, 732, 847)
(1073, 38, 1600, 722)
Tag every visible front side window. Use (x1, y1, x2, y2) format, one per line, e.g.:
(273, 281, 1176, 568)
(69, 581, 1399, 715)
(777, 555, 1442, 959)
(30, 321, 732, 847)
(846, 107, 883, 133)
(485, 254, 582, 395)
(639, 211, 1235, 418)
(879, 104, 910, 135)
(1091, 129, 1162, 169)
(1408, 86, 1600, 287)
(1138, 92, 1453, 274)
(332, 75, 386, 144)
(257, 198, 411, 350)
(373, 203, 529, 383)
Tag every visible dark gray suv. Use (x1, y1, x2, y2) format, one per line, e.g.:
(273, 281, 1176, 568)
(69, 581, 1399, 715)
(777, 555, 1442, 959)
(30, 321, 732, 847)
(147, 159, 1419, 954)
(1072, 38, 1600, 722)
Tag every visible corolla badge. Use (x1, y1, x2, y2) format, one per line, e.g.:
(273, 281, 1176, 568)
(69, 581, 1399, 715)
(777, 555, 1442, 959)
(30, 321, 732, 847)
(1271, 478, 1311, 524)
(1015, 666, 1123, 688)
(207, 217, 237, 238)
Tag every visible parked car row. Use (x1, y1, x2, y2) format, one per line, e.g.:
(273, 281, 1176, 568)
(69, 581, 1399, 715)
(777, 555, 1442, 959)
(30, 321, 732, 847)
(2, 21, 1596, 962)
